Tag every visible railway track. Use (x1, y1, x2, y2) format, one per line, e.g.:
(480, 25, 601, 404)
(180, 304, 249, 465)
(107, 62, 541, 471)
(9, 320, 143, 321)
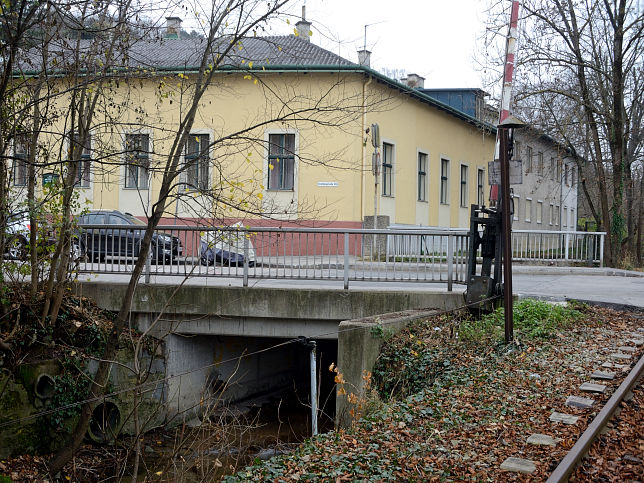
(547, 330, 644, 482)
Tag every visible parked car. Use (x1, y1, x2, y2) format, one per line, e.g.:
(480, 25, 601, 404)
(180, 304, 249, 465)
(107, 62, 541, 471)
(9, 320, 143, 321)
(3, 212, 85, 262)
(77, 210, 182, 264)
(200, 223, 256, 267)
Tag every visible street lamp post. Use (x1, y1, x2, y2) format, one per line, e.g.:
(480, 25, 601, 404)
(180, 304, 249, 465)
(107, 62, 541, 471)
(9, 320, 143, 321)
(498, 116, 524, 345)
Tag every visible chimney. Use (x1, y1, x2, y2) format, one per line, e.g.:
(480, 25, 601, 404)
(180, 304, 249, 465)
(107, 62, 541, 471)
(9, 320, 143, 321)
(357, 49, 371, 67)
(295, 6, 312, 41)
(165, 17, 182, 39)
(402, 73, 425, 89)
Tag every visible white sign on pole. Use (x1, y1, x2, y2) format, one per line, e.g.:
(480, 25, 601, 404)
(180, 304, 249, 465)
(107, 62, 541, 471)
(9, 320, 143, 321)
(488, 160, 523, 185)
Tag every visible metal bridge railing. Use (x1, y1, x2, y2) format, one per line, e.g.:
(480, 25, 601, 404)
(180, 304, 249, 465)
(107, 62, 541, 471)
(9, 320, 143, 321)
(74, 225, 605, 288)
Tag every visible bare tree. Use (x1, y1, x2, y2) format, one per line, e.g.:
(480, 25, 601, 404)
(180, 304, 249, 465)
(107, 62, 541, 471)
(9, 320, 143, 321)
(482, 0, 644, 266)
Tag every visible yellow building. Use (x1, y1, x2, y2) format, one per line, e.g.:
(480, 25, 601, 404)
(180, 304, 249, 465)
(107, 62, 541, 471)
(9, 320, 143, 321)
(10, 22, 495, 230)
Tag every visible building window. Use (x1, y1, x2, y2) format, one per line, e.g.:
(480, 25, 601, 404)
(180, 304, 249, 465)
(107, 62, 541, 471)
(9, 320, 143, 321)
(185, 134, 209, 191)
(565, 164, 569, 186)
(513, 195, 520, 221)
(70, 133, 91, 188)
(525, 146, 533, 173)
(13, 137, 28, 186)
(513, 140, 521, 161)
(555, 205, 560, 226)
(417, 152, 427, 201)
(268, 133, 295, 190)
(549, 203, 554, 225)
(563, 206, 568, 227)
(460, 164, 468, 207)
(440, 158, 449, 204)
(477, 168, 485, 206)
(125, 134, 150, 189)
(571, 209, 576, 229)
(525, 198, 532, 222)
(571, 166, 576, 186)
(382, 142, 394, 196)
(536, 201, 543, 224)
(537, 152, 544, 175)
(550, 157, 556, 180)
(556, 161, 562, 180)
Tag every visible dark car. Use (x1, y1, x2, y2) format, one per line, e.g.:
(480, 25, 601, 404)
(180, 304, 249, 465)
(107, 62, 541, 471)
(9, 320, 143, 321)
(78, 210, 182, 264)
(199, 223, 256, 267)
(4, 211, 85, 262)
(200, 243, 255, 267)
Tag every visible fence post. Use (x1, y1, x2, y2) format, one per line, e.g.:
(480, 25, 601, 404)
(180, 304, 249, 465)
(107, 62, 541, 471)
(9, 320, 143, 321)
(243, 235, 249, 287)
(145, 241, 151, 284)
(564, 231, 570, 260)
(599, 233, 605, 267)
(343, 232, 350, 290)
(447, 234, 454, 292)
(586, 235, 593, 267)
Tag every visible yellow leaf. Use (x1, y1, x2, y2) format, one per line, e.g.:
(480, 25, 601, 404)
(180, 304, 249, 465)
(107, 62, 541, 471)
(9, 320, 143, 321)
(257, 192, 263, 200)
(248, 61, 253, 69)
(286, 18, 290, 25)
(293, 28, 299, 36)
(254, 79, 258, 84)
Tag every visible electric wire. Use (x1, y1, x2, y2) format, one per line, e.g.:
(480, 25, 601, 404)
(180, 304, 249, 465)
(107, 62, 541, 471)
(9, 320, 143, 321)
(0, 293, 501, 429)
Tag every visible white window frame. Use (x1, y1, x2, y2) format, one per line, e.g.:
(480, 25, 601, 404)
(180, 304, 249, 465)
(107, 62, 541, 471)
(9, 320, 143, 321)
(263, 128, 299, 196)
(69, 132, 92, 189)
(525, 145, 533, 173)
(555, 204, 560, 226)
(183, 130, 212, 192)
(382, 141, 395, 197)
(525, 197, 532, 222)
(513, 194, 520, 221)
(536, 200, 543, 224)
(477, 168, 485, 206)
(12, 136, 29, 187)
(563, 206, 568, 227)
(267, 132, 297, 191)
(440, 158, 450, 205)
(123, 131, 152, 190)
(549, 203, 554, 225)
(417, 150, 428, 202)
(459, 163, 469, 208)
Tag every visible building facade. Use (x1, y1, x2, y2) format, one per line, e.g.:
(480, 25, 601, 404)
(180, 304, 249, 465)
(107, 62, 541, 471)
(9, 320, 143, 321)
(8, 21, 496, 231)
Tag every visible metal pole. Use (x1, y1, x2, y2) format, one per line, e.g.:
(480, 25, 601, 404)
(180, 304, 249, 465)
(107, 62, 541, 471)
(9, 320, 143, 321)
(447, 234, 454, 292)
(243, 236, 249, 287)
(309, 340, 318, 436)
(145, 242, 151, 284)
(500, 128, 514, 344)
(343, 232, 350, 290)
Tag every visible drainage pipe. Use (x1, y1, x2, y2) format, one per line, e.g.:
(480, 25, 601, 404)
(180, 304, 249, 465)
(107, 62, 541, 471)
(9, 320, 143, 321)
(309, 340, 318, 436)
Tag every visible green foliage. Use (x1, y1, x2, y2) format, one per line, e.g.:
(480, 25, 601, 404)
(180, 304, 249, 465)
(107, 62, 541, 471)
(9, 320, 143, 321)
(70, 321, 106, 356)
(461, 299, 582, 341)
(49, 360, 90, 429)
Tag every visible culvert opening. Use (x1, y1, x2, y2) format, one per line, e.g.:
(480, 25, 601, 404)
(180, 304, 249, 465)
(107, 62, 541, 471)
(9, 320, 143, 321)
(204, 335, 338, 435)
(34, 374, 56, 400)
(88, 401, 121, 444)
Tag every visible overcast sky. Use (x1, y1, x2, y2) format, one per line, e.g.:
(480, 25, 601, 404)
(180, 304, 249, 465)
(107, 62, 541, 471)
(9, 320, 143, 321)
(279, 0, 492, 88)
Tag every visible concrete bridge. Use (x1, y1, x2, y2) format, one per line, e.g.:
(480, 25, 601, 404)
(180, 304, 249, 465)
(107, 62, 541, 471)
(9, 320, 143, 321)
(78, 281, 464, 423)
